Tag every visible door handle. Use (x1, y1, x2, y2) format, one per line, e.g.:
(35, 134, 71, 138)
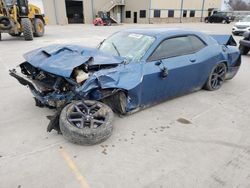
(190, 58, 196, 63)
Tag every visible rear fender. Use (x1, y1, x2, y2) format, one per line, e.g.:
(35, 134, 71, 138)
(210, 35, 237, 46)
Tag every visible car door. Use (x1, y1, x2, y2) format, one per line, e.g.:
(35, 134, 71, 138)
(209, 15, 216, 22)
(212, 14, 218, 22)
(140, 35, 207, 106)
(217, 14, 224, 23)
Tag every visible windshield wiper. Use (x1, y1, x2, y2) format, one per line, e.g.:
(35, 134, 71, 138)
(112, 42, 121, 57)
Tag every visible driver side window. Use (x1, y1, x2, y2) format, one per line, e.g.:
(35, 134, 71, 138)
(148, 35, 206, 62)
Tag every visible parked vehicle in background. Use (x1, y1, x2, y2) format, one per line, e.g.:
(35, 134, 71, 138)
(93, 11, 112, 26)
(239, 31, 250, 55)
(0, 0, 47, 41)
(232, 15, 250, 36)
(205, 12, 233, 24)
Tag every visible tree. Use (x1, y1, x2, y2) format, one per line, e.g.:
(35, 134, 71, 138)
(227, 0, 250, 10)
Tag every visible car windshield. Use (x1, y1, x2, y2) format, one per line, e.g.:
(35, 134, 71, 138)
(99, 32, 155, 62)
(242, 16, 250, 22)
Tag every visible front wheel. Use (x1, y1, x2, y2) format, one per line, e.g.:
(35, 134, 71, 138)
(59, 100, 114, 145)
(204, 63, 227, 91)
(21, 18, 33, 41)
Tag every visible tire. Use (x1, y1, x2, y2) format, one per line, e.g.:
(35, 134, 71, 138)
(59, 100, 114, 145)
(0, 33, 2, 41)
(33, 18, 44, 37)
(102, 91, 127, 115)
(21, 18, 33, 41)
(107, 21, 112, 26)
(239, 44, 250, 55)
(0, 16, 12, 30)
(8, 32, 22, 37)
(204, 63, 227, 91)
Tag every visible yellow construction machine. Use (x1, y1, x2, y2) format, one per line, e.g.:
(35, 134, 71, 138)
(0, 0, 47, 41)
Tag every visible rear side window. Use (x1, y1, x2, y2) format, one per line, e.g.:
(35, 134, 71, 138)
(189, 35, 206, 52)
(148, 35, 206, 61)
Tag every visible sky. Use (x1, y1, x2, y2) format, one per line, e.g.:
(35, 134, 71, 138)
(222, 0, 250, 10)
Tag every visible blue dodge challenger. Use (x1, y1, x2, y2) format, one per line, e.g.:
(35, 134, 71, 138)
(10, 28, 241, 145)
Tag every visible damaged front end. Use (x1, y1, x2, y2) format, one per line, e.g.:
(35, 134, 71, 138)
(9, 45, 125, 108)
(9, 44, 143, 133)
(9, 62, 77, 108)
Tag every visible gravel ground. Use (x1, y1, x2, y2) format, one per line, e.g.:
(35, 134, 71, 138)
(0, 23, 250, 188)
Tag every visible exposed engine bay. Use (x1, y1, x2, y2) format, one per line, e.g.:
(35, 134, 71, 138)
(10, 58, 120, 109)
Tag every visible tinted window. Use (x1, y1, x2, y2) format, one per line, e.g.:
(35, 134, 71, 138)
(190, 10, 195, 17)
(140, 10, 146, 18)
(126, 11, 131, 18)
(148, 35, 206, 61)
(154, 10, 161, 18)
(189, 36, 206, 51)
(168, 10, 174, 17)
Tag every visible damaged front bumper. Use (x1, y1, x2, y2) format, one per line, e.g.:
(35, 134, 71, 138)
(9, 69, 76, 108)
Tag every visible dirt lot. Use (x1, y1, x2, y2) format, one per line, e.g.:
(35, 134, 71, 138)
(0, 23, 250, 188)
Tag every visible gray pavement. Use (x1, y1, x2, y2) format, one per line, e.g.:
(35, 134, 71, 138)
(0, 23, 250, 188)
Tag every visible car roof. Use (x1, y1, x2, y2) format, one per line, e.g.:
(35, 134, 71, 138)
(123, 28, 204, 38)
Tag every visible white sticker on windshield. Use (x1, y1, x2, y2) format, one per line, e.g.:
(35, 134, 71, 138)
(128, 33, 143, 39)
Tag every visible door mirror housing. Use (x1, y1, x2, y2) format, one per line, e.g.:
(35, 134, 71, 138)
(155, 60, 169, 78)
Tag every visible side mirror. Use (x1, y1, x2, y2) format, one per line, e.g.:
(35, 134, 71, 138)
(155, 60, 169, 78)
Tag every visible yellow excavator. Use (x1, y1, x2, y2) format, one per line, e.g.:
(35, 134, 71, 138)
(0, 0, 47, 41)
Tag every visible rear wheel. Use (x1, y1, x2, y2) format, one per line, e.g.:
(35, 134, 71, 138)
(33, 18, 45, 37)
(107, 20, 112, 26)
(239, 44, 250, 55)
(60, 100, 114, 145)
(21, 18, 33, 41)
(204, 63, 227, 91)
(0, 16, 12, 30)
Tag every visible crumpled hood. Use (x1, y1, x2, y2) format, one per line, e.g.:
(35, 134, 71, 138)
(23, 44, 124, 78)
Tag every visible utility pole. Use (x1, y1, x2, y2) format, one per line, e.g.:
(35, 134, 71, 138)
(180, 0, 184, 23)
(201, 0, 205, 22)
(91, 0, 94, 20)
(148, 0, 152, 24)
(53, 0, 58, 24)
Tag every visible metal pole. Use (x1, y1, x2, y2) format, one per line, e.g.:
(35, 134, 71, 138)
(53, 0, 58, 24)
(148, 0, 152, 24)
(91, 0, 94, 20)
(201, 0, 205, 22)
(180, 0, 184, 23)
